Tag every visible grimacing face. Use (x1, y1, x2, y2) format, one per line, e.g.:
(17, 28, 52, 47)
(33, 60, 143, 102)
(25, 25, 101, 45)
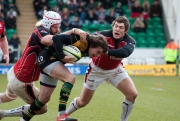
(112, 22, 127, 39)
(50, 24, 61, 35)
(88, 46, 103, 58)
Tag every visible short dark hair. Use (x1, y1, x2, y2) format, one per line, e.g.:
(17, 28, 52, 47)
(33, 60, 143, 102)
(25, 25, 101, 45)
(112, 16, 130, 31)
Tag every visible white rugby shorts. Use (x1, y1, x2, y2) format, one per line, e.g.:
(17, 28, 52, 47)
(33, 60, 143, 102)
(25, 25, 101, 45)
(84, 62, 129, 90)
(7, 66, 39, 104)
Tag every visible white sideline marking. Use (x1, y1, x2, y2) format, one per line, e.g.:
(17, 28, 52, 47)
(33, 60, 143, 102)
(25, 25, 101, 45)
(150, 88, 163, 91)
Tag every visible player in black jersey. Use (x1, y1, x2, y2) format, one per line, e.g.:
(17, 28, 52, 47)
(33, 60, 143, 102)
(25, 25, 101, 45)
(37, 33, 108, 121)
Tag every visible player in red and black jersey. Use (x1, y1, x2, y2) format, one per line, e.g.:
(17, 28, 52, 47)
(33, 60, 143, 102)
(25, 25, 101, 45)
(0, 11, 87, 121)
(65, 16, 138, 121)
(0, 19, 9, 66)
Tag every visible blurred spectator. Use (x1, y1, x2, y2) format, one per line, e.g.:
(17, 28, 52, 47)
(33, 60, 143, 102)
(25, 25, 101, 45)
(33, 0, 41, 13)
(76, 6, 86, 22)
(86, 0, 95, 10)
(61, 7, 69, 18)
(102, 0, 113, 9)
(163, 39, 178, 64)
(8, 2, 21, 16)
(33, 0, 41, 19)
(0, 3, 7, 18)
(96, 6, 107, 24)
(85, 9, 98, 24)
(131, 0, 143, 18)
(39, 0, 49, 10)
(0, 0, 9, 10)
(37, 5, 48, 20)
(142, 0, 150, 21)
(142, 0, 150, 13)
(105, 8, 117, 24)
(70, 15, 82, 28)
(95, 1, 102, 11)
(57, 0, 66, 11)
(119, 0, 128, 5)
(128, 0, 135, 9)
(150, 0, 162, 18)
(67, 0, 77, 16)
(9, 33, 21, 49)
(5, 12, 16, 29)
(7, 8, 17, 17)
(115, 2, 124, 16)
(52, 5, 60, 13)
(0, 11, 5, 21)
(132, 17, 145, 32)
(61, 14, 71, 31)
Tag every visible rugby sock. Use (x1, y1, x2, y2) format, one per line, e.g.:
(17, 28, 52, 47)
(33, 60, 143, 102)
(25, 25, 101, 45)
(58, 82, 73, 116)
(66, 97, 79, 114)
(23, 98, 45, 121)
(121, 98, 134, 121)
(2, 105, 30, 117)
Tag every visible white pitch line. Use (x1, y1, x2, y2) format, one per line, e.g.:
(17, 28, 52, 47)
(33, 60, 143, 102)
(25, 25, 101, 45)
(150, 88, 163, 91)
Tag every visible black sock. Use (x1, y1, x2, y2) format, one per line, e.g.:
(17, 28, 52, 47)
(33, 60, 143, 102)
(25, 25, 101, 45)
(23, 98, 45, 120)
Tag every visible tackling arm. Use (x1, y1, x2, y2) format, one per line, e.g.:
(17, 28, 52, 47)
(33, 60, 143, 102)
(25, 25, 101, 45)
(108, 43, 135, 58)
(0, 36, 9, 65)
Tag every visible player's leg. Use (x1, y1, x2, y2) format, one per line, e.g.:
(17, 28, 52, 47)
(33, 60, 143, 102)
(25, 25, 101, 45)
(22, 74, 56, 121)
(0, 67, 17, 103)
(0, 84, 17, 103)
(110, 70, 138, 121)
(66, 85, 95, 115)
(50, 63, 75, 117)
(64, 62, 105, 118)
(0, 82, 47, 119)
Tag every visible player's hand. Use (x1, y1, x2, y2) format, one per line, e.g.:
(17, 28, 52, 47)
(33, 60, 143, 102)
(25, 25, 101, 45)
(74, 28, 87, 43)
(3, 54, 9, 66)
(62, 56, 76, 64)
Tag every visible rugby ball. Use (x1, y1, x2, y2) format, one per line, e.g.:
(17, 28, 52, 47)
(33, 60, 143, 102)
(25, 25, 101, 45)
(63, 45, 82, 62)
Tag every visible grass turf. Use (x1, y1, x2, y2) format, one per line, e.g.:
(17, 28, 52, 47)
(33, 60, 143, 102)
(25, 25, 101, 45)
(0, 75, 180, 121)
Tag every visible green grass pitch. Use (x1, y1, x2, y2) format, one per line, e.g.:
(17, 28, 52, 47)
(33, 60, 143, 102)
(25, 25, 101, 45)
(0, 74, 180, 121)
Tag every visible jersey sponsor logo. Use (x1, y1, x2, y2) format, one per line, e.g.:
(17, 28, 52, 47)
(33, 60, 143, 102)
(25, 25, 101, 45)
(41, 30, 48, 33)
(110, 56, 122, 60)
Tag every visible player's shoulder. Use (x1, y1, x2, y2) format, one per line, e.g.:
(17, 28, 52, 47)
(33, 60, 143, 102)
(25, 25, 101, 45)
(124, 33, 136, 43)
(99, 30, 112, 37)
(36, 26, 49, 34)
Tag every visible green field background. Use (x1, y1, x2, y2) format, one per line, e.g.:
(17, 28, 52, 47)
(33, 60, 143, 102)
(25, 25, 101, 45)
(0, 75, 180, 121)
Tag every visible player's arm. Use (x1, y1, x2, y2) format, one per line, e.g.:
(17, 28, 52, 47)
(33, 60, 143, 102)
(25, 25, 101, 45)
(108, 43, 135, 58)
(62, 28, 87, 43)
(0, 36, 9, 66)
(52, 34, 80, 59)
(41, 28, 86, 46)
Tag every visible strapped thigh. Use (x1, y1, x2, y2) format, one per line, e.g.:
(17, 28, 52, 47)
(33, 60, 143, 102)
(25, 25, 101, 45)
(5, 88, 17, 100)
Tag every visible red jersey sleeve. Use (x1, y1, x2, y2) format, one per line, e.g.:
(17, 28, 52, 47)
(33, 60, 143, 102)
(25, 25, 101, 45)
(0, 19, 5, 38)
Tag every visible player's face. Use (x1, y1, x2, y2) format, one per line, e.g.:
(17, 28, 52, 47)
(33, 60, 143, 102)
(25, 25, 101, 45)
(88, 47, 103, 58)
(112, 22, 127, 39)
(50, 24, 61, 35)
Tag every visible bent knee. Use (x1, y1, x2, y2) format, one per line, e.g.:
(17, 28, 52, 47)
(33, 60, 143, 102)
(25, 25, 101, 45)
(126, 90, 138, 102)
(64, 74, 75, 84)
